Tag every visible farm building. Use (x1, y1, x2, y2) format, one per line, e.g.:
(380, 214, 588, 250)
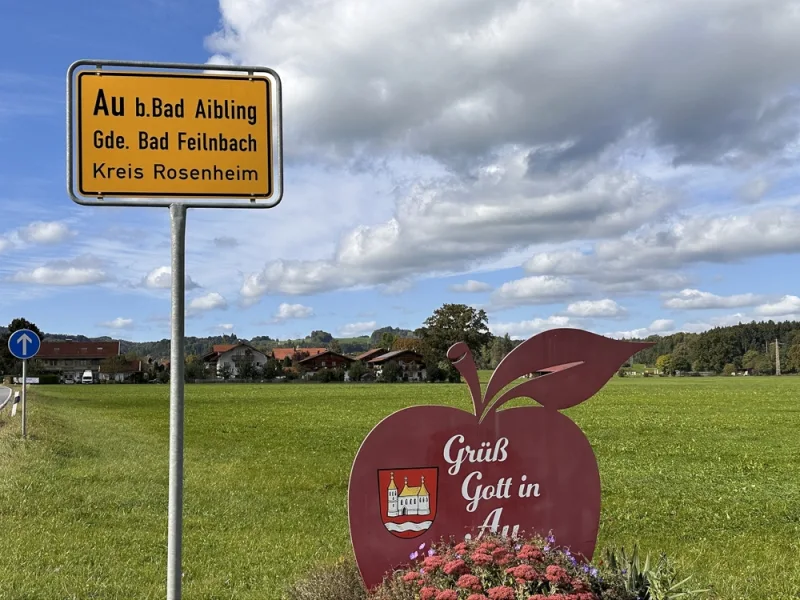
(37, 340, 121, 382)
(297, 350, 355, 376)
(369, 350, 427, 381)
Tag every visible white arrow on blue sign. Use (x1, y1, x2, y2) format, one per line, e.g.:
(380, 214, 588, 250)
(8, 329, 41, 360)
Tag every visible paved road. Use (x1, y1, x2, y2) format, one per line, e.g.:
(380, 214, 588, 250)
(0, 385, 12, 412)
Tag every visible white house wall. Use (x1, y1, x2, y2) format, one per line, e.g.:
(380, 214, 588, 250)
(217, 347, 268, 377)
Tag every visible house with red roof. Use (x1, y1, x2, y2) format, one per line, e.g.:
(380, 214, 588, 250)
(202, 343, 268, 378)
(37, 340, 121, 382)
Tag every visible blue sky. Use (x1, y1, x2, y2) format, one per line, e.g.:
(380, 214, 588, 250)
(2, 0, 800, 343)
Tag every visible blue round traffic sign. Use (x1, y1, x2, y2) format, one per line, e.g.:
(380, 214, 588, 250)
(8, 329, 41, 360)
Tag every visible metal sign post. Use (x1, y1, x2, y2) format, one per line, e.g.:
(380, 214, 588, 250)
(67, 59, 283, 600)
(8, 328, 41, 439)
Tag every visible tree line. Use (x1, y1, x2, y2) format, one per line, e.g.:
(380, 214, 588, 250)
(3, 312, 800, 380)
(634, 321, 800, 375)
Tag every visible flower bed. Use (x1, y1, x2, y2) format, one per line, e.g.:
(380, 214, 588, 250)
(286, 533, 710, 600)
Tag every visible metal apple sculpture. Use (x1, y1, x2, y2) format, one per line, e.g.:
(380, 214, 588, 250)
(348, 328, 653, 589)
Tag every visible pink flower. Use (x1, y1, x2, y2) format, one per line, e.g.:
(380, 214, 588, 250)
(435, 591, 458, 600)
(506, 564, 538, 583)
(423, 555, 444, 570)
(456, 574, 482, 591)
(487, 586, 516, 600)
(420, 587, 438, 600)
(443, 559, 468, 576)
(402, 572, 419, 583)
(545, 564, 569, 585)
(467, 595, 489, 600)
(517, 544, 544, 561)
(470, 551, 493, 566)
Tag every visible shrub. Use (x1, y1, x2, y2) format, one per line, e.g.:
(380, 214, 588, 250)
(603, 544, 709, 600)
(285, 555, 367, 600)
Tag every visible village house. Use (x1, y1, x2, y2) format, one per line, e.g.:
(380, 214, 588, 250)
(297, 350, 355, 377)
(369, 350, 427, 381)
(99, 358, 146, 383)
(36, 340, 121, 382)
(202, 343, 269, 378)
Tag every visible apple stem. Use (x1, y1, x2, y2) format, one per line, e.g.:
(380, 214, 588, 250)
(446, 342, 484, 417)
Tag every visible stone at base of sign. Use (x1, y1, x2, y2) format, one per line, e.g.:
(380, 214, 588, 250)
(348, 328, 654, 589)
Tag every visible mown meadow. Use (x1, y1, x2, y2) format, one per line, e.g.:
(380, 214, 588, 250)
(0, 376, 798, 599)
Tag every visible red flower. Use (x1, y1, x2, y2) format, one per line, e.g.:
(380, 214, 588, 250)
(487, 586, 516, 600)
(420, 587, 438, 600)
(545, 564, 569, 585)
(435, 591, 458, 600)
(423, 555, 444, 570)
(505, 564, 538, 583)
(527, 596, 548, 600)
(443, 559, 468, 576)
(454, 542, 468, 555)
(467, 595, 489, 600)
(456, 574, 483, 591)
(517, 544, 544, 561)
(478, 541, 498, 553)
(402, 572, 419, 583)
(471, 551, 493, 566)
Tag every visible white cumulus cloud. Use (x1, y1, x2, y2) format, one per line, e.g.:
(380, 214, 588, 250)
(9, 255, 110, 286)
(100, 317, 134, 329)
(187, 292, 228, 315)
(489, 316, 573, 340)
(754, 295, 800, 317)
(491, 275, 577, 308)
(663, 289, 765, 310)
(565, 299, 625, 318)
(272, 303, 314, 322)
(450, 279, 493, 293)
(339, 321, 378, 337)
(608, 319, 675, 339)
(18, 221, 73, 245)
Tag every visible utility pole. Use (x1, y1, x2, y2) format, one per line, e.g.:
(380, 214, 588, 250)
(775, 338, 781, 376)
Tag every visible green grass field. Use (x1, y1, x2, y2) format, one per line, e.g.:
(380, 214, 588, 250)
(1, 376, 799, 599)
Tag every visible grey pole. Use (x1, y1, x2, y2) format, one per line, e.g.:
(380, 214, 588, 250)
(21, 359, 27, 438)
(167, 203, 187, 600)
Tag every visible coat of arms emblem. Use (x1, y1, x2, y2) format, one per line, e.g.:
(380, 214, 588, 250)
(377, 467, 438, 539)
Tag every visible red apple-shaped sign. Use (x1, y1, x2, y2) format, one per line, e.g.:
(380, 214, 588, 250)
(348, 328, 653, 589)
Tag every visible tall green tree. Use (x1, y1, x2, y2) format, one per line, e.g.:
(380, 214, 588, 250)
(1, 318, 45, 375)
(416, 303, 492, 381)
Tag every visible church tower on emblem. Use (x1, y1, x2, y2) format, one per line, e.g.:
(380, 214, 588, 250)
(387, 472, 399, 517)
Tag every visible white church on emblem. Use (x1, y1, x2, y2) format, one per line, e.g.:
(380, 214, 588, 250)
(387, 472, 430, 517)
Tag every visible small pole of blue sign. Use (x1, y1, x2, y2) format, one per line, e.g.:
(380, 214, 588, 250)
(21, 359, 27, 438)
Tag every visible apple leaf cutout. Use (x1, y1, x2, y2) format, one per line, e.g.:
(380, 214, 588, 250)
(447, 328, 654, 422)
